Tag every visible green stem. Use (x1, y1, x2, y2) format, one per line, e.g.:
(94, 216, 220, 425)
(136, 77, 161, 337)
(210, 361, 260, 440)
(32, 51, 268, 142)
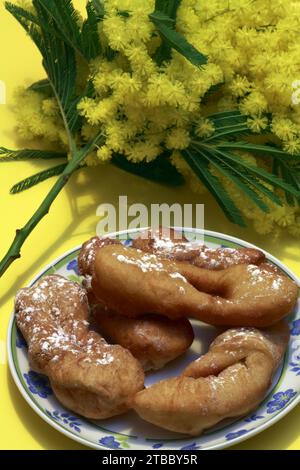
(0, 147, 86, 278)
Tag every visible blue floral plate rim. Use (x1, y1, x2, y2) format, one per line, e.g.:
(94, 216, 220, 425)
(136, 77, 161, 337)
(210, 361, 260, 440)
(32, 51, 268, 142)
(7, 227, 300, 450)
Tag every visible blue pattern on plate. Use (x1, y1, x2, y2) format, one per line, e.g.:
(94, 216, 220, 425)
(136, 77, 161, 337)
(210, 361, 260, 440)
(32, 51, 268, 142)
(290, 319, 300, 336)
(244, 414, 264, 422)
(181, 442, 201, 450)
(66, 259, 79, 275)
(24, 371, 52, 398)
(46, 410, 82, 433)
(152, 443, 164, 449)
(16, 329, 27, 349)
(225, 430, 248, 441)
(99, 436, 121, 449)
(266, 389, 297, 414)
(289, 363, 300, 376)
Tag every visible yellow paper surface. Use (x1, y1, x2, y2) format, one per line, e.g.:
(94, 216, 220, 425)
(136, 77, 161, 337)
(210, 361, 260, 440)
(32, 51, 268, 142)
(0, 0, 299, 450)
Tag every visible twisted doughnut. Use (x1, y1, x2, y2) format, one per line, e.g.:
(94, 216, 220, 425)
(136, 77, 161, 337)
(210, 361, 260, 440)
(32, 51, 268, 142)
(132, 228, 266, 268)
(78, 236, 194, 371)
(132, 321, 289, 435)
(92, 244, 298, 327)
(15, 275, 144, 419)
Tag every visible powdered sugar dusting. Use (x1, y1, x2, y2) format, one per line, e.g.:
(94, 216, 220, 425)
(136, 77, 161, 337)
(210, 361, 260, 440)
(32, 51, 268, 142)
(195, 246, 265, 270)
(114, 250, 189, 287)
(170, 272, 187, 283)
(15, 275, 115, 369)
(272, 278, 283, 290)
(246, 265, 287, 292)
(115, 252, 164, 272)
(153, 238, 176, 251)
(96, 353, 114, 365)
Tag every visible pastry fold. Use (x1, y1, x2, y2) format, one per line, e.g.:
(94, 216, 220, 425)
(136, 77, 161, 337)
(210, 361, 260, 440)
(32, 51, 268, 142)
(15, 275, 144, 419)
(92, 244, 298, 327)
(132, 322, 289, 435)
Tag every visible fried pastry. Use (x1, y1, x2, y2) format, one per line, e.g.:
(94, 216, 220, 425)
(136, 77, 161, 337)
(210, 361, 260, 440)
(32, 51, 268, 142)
(132, 228, 266, 268)
(15, 275, 144, 419)
(93, 303, 194, 371)
(132, 227, 200, 262)
(79, 236, 194, 370)
(132, 321, 289, 435)
(92, 244, 298, 327)
(78, 236, 121, 277)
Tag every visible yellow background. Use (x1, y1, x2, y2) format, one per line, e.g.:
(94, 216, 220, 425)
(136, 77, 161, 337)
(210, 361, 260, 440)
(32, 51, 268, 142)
(0, 0, 299, 450)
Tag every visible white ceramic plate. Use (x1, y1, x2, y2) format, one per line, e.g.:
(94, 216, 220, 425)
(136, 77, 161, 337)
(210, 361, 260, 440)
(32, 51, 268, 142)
(7, 228, 300, 450)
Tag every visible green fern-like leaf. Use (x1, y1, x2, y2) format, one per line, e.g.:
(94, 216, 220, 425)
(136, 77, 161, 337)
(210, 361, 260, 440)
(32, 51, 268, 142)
(155, 0, 181, 18)
(112, 152, 184, 186)
(34, 0, 82, 53)
(151, 1, 181, 65)
(6, 1, 77, 142)
(32, 0, 101, 60)
(28, 79, 53, 96)
(208, 148, 283, 207)
(201, 111, 271, 142)
(0, 147, 67, 162)
(186, 110, 300, 224)
(10, 163, 67, 194)
(218, 141, 299, 159)
(91, 0, 105, 18)
(182, 149, 246, 226)
(5, 2, 38, 24)
(150, 5, 207, 67)
(196, 147, 270, 213)
(273, 159, 300, 204)
(209, 110, 247, 127)
(81, 1, 102, 60)
(213, 147, 300, 199)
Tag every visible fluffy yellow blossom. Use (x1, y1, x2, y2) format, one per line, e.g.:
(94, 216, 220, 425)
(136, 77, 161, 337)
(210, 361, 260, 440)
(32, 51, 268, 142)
(272, 118, 298, 142)
(125, 141, 161, 162)
(165, 128, 190, 150)
(12, 0, 300, 236)
(195, 119, 215, 138)
(42, 99, 59, 117)
(102, 15, 129, 51)
(145, 75, 187, 108)
(78, 97, 117, 125)
(124, 45, 157, 76)
(85, 151, 100, 167)
(272, 206, 296, 228)
(230, 76, 252, 98)
(283, 139, 300, 154)
(288, 218, 300, 237)
(97, 145, 113, 162)
(240, 92, 268, 116)
(13, 88, 66, 144)
(247, 116, 269, 133)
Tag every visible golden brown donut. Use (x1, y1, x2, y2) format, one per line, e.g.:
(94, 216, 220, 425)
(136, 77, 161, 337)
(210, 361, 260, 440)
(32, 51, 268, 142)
(132, 228, 266, 268)
(78, 236, 121, 304)
(132, 227, 201, 262)
(78, 236, 121, 277)
(15, 275, 144, 419)
(93, 303, 194, 371)
(132, 321, 289, 435)
(79, 235, 195, 371)
(92, 244, 299, 327)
